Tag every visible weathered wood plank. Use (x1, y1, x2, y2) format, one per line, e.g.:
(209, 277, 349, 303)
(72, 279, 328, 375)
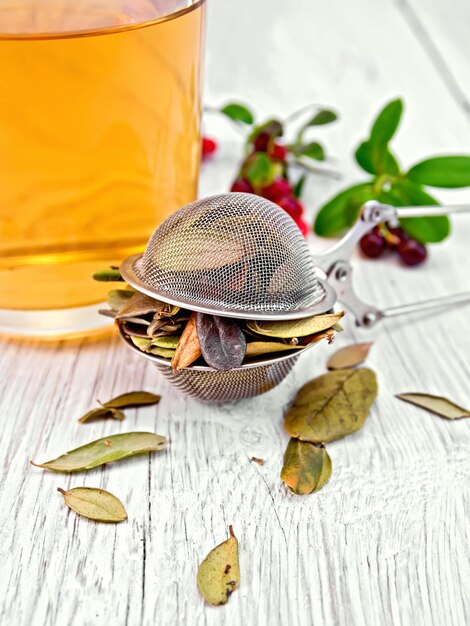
(1, 0, 470, 625)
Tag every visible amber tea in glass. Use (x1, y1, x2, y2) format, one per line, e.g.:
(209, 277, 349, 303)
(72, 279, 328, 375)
(0, 0, 205, 337)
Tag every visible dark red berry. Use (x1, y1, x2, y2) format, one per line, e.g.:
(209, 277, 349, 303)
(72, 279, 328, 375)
(261, 178, 292, 202)
(253, 132, 270, 152)
(269, 143, 288, 161)
(397, 239, 427, 266)
(295, 217, 309, 237)
(276, 195, 304, 220)
(202, 136, 217, 159)
(359, 230, 386, 258)
(387, 226, 410, 248)
(230, 178, 254, 194)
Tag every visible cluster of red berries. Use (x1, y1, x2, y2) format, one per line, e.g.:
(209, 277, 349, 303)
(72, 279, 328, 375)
(229, 132, 309, 236)
(360, 225, 427, 266)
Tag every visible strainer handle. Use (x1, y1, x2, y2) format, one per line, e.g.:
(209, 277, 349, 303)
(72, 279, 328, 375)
(313, 201, 470, 327)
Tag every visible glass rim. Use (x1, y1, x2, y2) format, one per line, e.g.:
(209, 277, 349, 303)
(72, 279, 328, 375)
(0, 0, 205, 41)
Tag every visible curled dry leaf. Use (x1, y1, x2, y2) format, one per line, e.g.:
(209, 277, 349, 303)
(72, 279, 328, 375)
(78, 407, 125, 424)
(58, 487, 127, 523)
(196, 313, 246, 371)
(101, 391, 161, 409)
(327, 342, 373, 370)
(396, 393, 470, 420)
(281, 439, 332, 495)
(31, 432, 166, 473)
(171, 312, 202, 369)
(197, 526, 240, 605)
(285, 368, 378, 443)
(247, 311, 345, 339)
(115, 292, 171, 320)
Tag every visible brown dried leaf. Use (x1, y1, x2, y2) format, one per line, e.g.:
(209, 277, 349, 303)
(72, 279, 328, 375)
(285, 368, 378, 443)
(281, 439, 332, 495)
(115, 292, 168, 320)
(396, 393, 470, 420)
(197, 313, 246, 371)
(171, 312, 202, 370)
(197, 526, 240, 605)
(327, 342, 373, 370)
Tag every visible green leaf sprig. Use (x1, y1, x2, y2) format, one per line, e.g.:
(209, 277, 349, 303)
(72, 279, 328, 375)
(314, 98, 470, 243)
(218, 101, 338, 191)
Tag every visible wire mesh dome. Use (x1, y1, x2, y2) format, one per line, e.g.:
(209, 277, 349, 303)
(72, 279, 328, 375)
(121, 193, 333, 320)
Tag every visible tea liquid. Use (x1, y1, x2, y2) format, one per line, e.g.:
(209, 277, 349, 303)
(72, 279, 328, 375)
(0, 0, 205, 315)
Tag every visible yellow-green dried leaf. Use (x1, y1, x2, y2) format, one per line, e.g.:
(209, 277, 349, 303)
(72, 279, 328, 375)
(147, 346, 176, 359)
(131, 336, 151, 350)
(285, 368, 378, 443)
(58, 487, 127, 522)
(31, 432, 166, 473)
(78, 407, 125, 424)
(327, 342, 373, 370)
(281, 439, 332, 495)
(151, 336, 180, 349)
(93, 269, 124, 282)
(396, 393, 470, 420)
(247, 311, 345, 339)
(101, 391, 161, 409)
(197, 526, 240, 605)
(245, 342, 305, 358)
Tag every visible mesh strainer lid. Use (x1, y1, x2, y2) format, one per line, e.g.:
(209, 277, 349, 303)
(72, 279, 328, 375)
(120, 193, 336, 320)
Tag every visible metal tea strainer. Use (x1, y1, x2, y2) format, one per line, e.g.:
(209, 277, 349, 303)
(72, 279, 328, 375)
(119, 193, 470, 403)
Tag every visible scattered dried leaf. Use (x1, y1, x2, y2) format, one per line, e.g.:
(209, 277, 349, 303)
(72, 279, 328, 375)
(281, 439, 332, 495)
(327, 342, 373, 370)
(197, 526, 240, 605)
(78, 407, 125, 424)
(31, 432, 166, 472)
(57, 487, 127, 522)
(101, 391, 161, 409)
(285, 368, 378, 443)
(396, 393, 470, 420)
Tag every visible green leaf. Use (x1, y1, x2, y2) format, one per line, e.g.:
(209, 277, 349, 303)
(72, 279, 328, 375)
(314, 182, 377, 237)
(31, 432, 166, 472)
(281, 439, 332, 495)
(247, 119, 283, 145)
(298, 142, 325, 161)
(220, 103, 254, 125)
(385, 181, 450, 243)
(284, 368, 378, 443)
(369, 98, 403, 149)
(58, 487, 127, 522)
(407, 156, 470, 188)
(245, 152, 274, 187)
(197, 526, 240, 605)
(293, 174, 306, 198)
(304, 109, 338, 126)
(355, 141, 400, 176)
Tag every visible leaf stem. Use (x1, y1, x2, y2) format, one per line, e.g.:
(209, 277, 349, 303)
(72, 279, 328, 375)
(57, 487, 67, 495)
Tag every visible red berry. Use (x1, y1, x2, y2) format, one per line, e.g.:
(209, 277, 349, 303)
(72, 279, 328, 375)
(360, 230, 386, 258)
(269, 143, 288, 161)
(276, 196, 304, 220)
(230, 178, 254, 193)
(253, 132, 270, 152)
(202, 136, 217, 159)
(261, 178, 292, 202)
(295, 217, 309, 237)
(397, 239, 427, 266)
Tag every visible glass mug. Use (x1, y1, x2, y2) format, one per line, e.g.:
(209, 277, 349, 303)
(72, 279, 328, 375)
(0, 0, 205, 338)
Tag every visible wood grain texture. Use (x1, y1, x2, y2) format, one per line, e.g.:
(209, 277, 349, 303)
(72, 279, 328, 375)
(1, 0, 470, 624)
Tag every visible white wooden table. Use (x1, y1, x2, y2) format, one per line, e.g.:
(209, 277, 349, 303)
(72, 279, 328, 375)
(1, 1, 470, 624)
